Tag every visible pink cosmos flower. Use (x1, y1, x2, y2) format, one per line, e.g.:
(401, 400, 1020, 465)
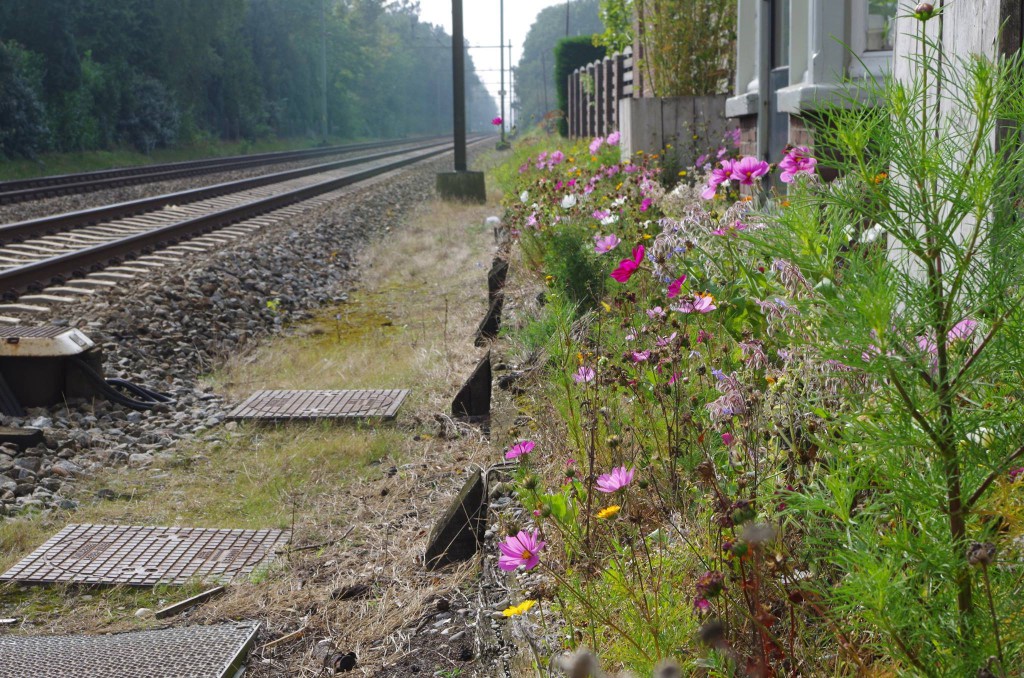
(596, 466, 635, 493)
(593, 233, 621, 254)
(498, 530, 546, 571)
(701, 159, 735, 200)
(779, 146, 817, 183)
(640, 197, 654, 212)
(589, 137, 605, 154)
(647, 306, 666, 319)
(722, 432, 734, 446)
(606, 131, 621, 146)
(611, 245, 645, 283)
(948, 318, 977, 342)
(673, 293, 717, 314)
(696, 153, 709, 167)
(505, 440, 535, 460)
(727, 127, 742, 147)
(631, 351, 651, 363)
(492, 116, 503, 126)
(573, 365, 595, 383)
(655, 332, 677, 348)
(717, 146, 728, 159)
(731, 156, 771, 185)
(667, 275, 687, 298)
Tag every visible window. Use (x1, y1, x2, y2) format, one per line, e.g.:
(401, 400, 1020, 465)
(851, 0, 897, 78)
(866, 0, 897, 51)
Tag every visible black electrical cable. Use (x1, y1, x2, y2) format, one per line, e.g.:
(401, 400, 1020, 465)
(70, 356, 175, 411)
(0, 371, 26, 417)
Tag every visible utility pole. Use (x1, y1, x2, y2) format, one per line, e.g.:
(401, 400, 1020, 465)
(436, 0, 485, 204)
(320, 0, 328, 143)
(499, 0, 506, 146)
(452, 0, 467, 170)
(565, 1, 570, 37)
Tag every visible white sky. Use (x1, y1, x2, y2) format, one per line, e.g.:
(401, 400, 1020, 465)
(414, 0, 572, 123)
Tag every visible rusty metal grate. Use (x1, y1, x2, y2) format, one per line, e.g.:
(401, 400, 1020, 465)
(0, 621, 260, 678)
(0, 325, 69, 339)
(0, 525, 290, 586)
(226, 389, 409, 422)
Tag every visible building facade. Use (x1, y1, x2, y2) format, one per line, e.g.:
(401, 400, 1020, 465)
(727, 0, 1022, 162)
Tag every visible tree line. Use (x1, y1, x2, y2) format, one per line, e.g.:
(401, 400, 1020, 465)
(0, 0, 497, 159)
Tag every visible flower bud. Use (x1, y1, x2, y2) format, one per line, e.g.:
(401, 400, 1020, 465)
(914, 3, 935, 20)
(523, 475, 540, 491)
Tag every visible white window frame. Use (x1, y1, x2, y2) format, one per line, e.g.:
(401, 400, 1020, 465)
(725, 0, 761, 117)
(848, 0, 896, 80)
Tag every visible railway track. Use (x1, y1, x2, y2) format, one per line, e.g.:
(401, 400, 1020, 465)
(0, 137, 466, 312)
(0, 137, 437, 205)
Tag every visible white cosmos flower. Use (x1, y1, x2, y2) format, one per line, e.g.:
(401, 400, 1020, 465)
(561, 194, 577, 209)
(520, 190, 529, 203)
(600, 215, 619, 226)
(861, 224, 886, 244)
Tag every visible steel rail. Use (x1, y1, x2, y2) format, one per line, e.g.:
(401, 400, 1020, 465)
(0, 136, 439, 205)
(0, 141, 449, 247)
(0, 142, 456, 298)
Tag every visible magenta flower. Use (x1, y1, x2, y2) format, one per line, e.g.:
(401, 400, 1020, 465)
(727, 127, 742, 147)
(492, 116, 503, 126)
(589, 137, 605, 154)
(606, 131, 621, 146)
(611, 244, 645, 283)
(573, 365, 595, 383)
(667, 275, 687, 298)
(779, 146, 817, 183)
(505, 440, 535, 460)
(731, 156, 771, 185)
(550, 150, 565, 165)
(640, 197, 653, 212)
(647, 306, 666, 319)
(701, 159, 735, 200)
(498, 530, 546, 571)
(1010, 467, 1024, 482)
(696, 153, 709, 168)
(631, 351, 651, 362)
(593, 233, 621, 254)
(722, 432, 734, 446)
(597, 466, 635, 493)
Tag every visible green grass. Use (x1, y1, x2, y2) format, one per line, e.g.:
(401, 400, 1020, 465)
(0, 135, 371, 181)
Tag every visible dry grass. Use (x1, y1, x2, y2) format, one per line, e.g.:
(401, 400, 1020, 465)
(0, 188, 507, 676)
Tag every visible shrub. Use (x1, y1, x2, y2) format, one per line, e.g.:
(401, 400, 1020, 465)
(0, 40, 50, 158)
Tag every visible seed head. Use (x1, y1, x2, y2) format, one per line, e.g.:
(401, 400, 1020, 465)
(967, 541, 996, 567)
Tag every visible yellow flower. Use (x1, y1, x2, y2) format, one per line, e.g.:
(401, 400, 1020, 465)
(873, 172, 888, 184)
(765, 376, 776, 385)
(502, 600, 538, 617)
(780, 200, 791, 207)
(692, 134, 699, 140)
(678, 170, 688, 176)
(600, 302, 612, 313)
(642, 234, 652, 240)
(597, 505, 621, 519)
(577, 351, 585, 364)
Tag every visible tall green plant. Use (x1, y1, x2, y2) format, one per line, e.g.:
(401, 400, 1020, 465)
(763, 11, 1024, 674)
(636, 0, 735, 96)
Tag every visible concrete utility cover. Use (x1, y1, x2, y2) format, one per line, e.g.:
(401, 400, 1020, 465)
(0, 524, 290, 586)
(0, 324, 94, 357)
(0, 621, 260, 678)
(226, 389, 409, 422)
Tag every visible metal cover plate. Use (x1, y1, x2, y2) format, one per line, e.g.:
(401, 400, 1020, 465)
(0, 524, 290, 586)
(0, 621, 260, 678)
(226, 389, 409, 422)
(0, 325, 94, 357)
